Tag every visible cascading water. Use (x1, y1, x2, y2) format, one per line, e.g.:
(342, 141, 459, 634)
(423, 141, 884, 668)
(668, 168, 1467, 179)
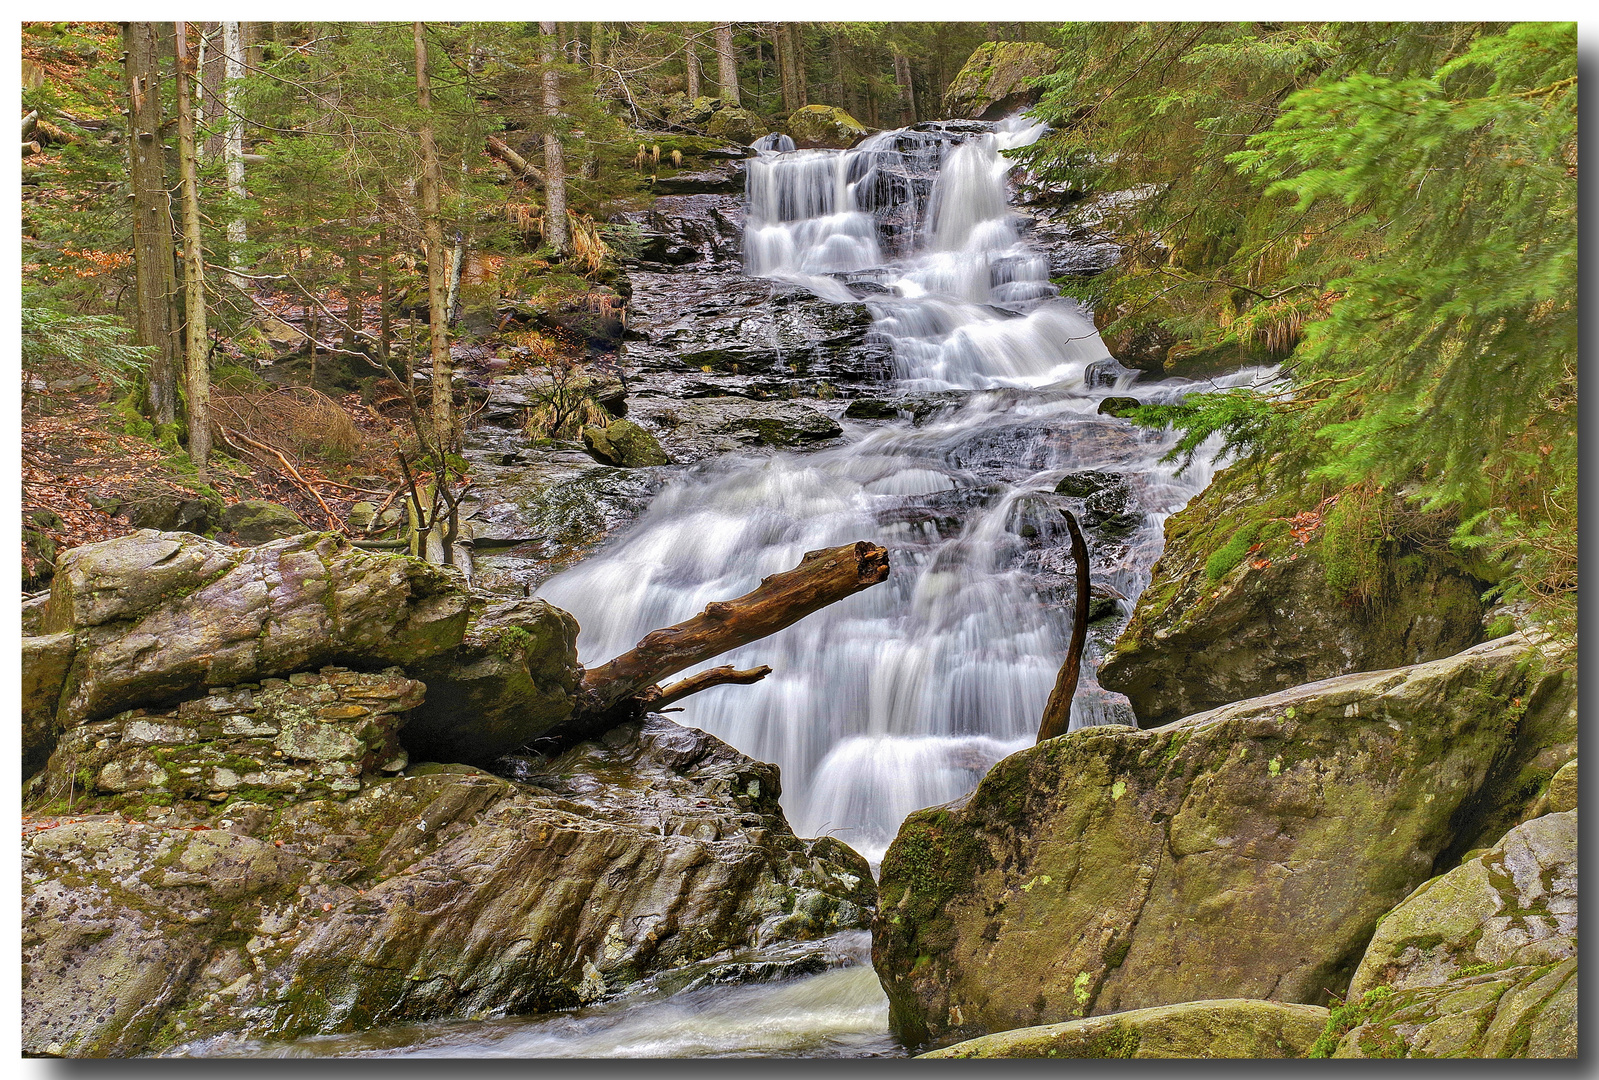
(538, 117, 1245, 863)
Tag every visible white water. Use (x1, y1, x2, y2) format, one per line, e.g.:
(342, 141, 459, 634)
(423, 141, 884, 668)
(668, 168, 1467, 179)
(539, 117, 1247, 863)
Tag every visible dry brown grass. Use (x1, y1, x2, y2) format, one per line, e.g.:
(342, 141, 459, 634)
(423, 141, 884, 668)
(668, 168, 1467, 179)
(212, 385, 368, 464)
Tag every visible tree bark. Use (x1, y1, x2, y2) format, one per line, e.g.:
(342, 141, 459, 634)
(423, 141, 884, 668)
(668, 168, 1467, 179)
(581, 540, 890, 713)
(789, 23, 808, 109)
(684, 33, 701, 100)
(1036, 510, 1090, 743)
(539, 20, 569, 256)
(173, 22, 211, 480)
(197, 22, 224, 159)
(714, 23, 741, 106)
(123, 22, 180, 428)
(486, 134, 545, 184)
(653, 665, 772, 710)
(221, 20, 248, 290)
(414, 22, 455, 455)
(893, 51, 917, 127)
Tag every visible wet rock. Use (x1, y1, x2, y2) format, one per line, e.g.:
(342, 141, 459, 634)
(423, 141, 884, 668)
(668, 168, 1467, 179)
(873, 634, 1569, 1051)
(1054, 469, 1128, 498)
(458, 459, 665, 589)
(628, 398, 843, 463)
(220, 500, 307, 544)
(1083, 357, 1138, 390)
(786, 104, 868, 149)
(945, 418, 1147, 483)
(582, 418, 672, 468)
(624, 270, 893, 395)
(923, 999, 1330, 1059)
(21, 716, 875, 1057)
(944, 41, 1061, 120)
(475, 370, 628, 428)
(402, 597, 582, 767)
(614, 194, 745, 270)
(1098, 462, 1493, 727)
(41, 530, 472, 727)
(1098, 395, 1140, 418)
(650, 161, 745, 196)
(844, 398, 903, 420)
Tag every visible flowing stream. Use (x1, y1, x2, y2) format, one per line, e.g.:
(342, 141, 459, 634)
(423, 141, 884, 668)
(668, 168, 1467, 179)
(256, 116, 1257, 1059)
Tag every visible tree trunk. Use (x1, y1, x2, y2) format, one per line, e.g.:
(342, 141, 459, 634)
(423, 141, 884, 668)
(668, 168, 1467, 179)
(581, 540, 891, 714)
(221, 21, 248, 289)
(773, 26, 794, 114)
(714, 23, 741, 107)
(414, 22, 455, 455)
(198, 22, 225, 159)
(590, 22, 605, 74)
(893, 51, 917, 127)
(790, 23, 808, 108)
(684, 34, 700, 99)
(539, 21, 570, 256)
(123, 22, 179, 428)
(486, 135, 545, 184)
(377, 226, 390, 361)
(172, 22, 211, 480)
(1036, 510, 1090, 742)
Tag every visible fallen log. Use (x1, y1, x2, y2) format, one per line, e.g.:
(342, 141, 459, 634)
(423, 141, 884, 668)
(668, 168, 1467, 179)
(1037, 508, 1090, 743)
(582, 540, 890, 714)
(486, 135, 546, 185)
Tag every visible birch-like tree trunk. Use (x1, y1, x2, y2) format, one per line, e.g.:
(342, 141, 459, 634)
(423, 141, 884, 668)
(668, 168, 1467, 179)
(122, 21, 179, 427)
(714, 23, 741, 106)
(414, 22, 455, 455)
(173, 22, 211, 479)
(221, 20, 248, 290)
(539, 20, 569, 255)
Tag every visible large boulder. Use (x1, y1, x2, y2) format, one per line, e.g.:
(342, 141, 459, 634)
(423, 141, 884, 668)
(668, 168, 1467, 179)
(923, 999, 1330, 1059)
(22, 715, 876, 1057)
(627, 398, 843, 464)
(1323, 810, 1577, 1057)
(581, 418, 672, 467)
(402, 598, 583, 766)
(873, 634, 1569, 1051)
(1098, 462, 1489, 726)
(22, 631, 74, 778)
(704, 106, 769, 144)
(37, 531, 473, 729)
(612, 193, 745, 270)
(221, 499, 308, 544)
(113, 479, 220, 535)
(943, 41, 1061, 120)
(786, 104, 867, 149)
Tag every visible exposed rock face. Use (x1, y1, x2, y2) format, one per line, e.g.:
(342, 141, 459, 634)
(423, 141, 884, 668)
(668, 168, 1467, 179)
(943, 41, 1061, 120)
(1099, 463, 1488, 726)
(1350, 809, 1577, 999)
(613, 194, 744, 270)
(923, 999, 1330, 1059)
(628, 398, 844, 463)
(1330, 809, 1577, 1060)
(872, 634, 1568, 1051)
(582, 418, 672, 467)
(39, 667, 422, 804)
(22, 717, 875, 1057)
(39, 531, 473, 730)
(114, 479, 219, 535)
(403, 598, 583, 766)
(221, 500, 308, 544)
(22, 631, 74, 778)
(786, 104, 868, 148)
(623, 270, 893, 399)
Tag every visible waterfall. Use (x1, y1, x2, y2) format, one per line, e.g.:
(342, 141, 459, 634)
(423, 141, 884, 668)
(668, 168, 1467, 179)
(539, 118, 1246, 862)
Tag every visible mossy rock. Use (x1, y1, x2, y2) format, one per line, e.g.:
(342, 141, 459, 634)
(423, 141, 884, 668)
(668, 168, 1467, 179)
(581, 419, 671, 468)
(1097, 395, 1140, 418)
(786, 104, 867, 149)
(873, 634, 1569, 1051)
(943, 41, 1063, 121)
(220, 499, 307, 544)
(704, 106, 770, 144)
(923, 999, 1330, 1058)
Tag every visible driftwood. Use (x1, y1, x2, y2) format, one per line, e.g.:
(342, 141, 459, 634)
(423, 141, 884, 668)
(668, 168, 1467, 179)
(581, 540, 890, 714)
(651, 665, 773, 710)
(1037, 509, 1090, 742)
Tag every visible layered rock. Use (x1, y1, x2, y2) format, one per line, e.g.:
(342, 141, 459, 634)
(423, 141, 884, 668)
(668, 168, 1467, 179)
(22, 716, 874, 1057)
(923, 999, 1330, 1059)
(1099, 462, 1488, 726)
(873, 634, 1569, 1050)
(612, 193, 744, 271)
(24, 532, 471, 772)
(943, 41, 1061, 120)
(628, 398, 844, 464)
